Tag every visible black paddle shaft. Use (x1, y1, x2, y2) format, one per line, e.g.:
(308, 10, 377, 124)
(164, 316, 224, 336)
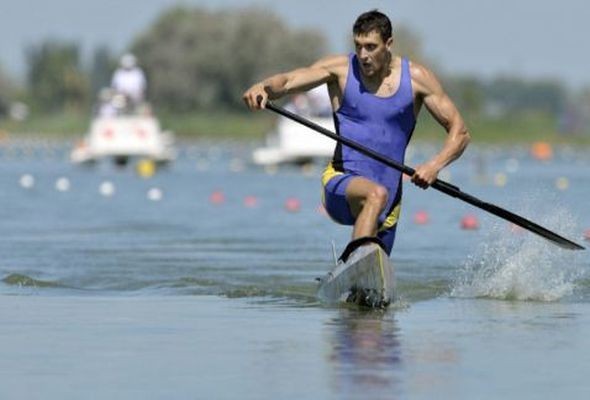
(265, 101, 585, 251)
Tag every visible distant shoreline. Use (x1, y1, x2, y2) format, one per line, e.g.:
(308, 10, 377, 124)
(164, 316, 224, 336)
(2, 111, 589, 146)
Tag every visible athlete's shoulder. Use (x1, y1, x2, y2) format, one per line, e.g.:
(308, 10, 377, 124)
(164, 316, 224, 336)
(408, 60, 443, 94)
(408, 61, 437, 83)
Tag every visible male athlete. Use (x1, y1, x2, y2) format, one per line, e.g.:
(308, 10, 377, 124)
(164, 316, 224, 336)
(243, 10, 471, 255)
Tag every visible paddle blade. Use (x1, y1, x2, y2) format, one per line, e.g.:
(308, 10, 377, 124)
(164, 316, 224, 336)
(483, 202, 585, 250)
(433, 180, 585, 250)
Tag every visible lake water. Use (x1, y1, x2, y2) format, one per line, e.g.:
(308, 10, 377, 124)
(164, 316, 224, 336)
(0, 138, 589, 399)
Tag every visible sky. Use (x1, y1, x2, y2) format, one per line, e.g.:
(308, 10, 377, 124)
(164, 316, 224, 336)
(1, 0, 589, 87)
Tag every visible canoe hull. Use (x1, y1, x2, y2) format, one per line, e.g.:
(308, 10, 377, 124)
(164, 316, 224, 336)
(317, 243, 395, 308)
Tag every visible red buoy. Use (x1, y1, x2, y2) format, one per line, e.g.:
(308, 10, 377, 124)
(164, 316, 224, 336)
(284, 197, 301, 213)
(461, 214, 480, 230)
(584, 229, 590, 241)
(209, 190, 225, 205)
(243, 195, 258, 208)
(413, 210, 430, 225)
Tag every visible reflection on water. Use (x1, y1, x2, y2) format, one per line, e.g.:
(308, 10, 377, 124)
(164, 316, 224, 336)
(325, 308, 402, 397)
(325, 306, 468, 399)
(324, 299, 582, 399)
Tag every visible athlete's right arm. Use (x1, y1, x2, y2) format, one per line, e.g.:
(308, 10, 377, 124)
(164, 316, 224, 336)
(242, 55, 346, 110)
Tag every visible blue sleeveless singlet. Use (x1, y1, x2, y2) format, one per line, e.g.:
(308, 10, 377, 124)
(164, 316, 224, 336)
(322, 53, 416, 254)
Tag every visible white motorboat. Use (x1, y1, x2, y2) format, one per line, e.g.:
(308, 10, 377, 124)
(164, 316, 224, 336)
(70, 114, 176, 166)
(252, 114, 336, 166)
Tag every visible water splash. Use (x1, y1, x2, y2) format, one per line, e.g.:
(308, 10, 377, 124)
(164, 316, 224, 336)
(451, 207, 586, 302)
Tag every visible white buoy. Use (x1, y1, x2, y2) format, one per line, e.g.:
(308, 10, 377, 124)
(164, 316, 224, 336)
(99, 181, 115, 197)
(55, 177, 71, 192)
(147, 187, 163, 201)
(19, 174, 35, 189)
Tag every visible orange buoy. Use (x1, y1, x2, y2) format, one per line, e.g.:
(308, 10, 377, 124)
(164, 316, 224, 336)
(584, 229, 590, 241)
(209, 190, 225, 205)
(460, 214, 479, 230)
(413, 210, 430, 225)
(530, 141, 553, 161)
(243, 195, 258, 208)
(284, 197, 301, 213)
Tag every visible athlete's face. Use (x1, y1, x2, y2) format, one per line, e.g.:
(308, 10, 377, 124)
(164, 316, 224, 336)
(354, 31, 392, 77)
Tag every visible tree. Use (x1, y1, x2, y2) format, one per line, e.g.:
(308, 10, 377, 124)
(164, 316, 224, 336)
(445, 76, 485, 117)
(393, 25, 428, 63)
(90, 45, 117, 97)
(131, 6, 327, 112)
(26, 40, 90, 112)
(484, 76, 566, 117)
(0, 65, 13, 117)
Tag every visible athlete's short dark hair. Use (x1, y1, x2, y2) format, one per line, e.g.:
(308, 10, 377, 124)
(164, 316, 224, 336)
(353, 10, 392, 42)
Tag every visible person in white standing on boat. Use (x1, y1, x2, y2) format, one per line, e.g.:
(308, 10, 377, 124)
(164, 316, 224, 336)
(111, 53, 147, 110)
(243, 10, 471, 256)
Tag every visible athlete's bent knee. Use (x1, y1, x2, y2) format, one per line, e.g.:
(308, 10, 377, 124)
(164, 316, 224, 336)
(366, 185, 388, 209)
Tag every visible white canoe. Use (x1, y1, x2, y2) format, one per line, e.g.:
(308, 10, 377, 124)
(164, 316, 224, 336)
(317, 241, 395, 308)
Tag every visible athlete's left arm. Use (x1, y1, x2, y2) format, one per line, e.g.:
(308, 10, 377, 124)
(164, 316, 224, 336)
(410, 63, 471, 189)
